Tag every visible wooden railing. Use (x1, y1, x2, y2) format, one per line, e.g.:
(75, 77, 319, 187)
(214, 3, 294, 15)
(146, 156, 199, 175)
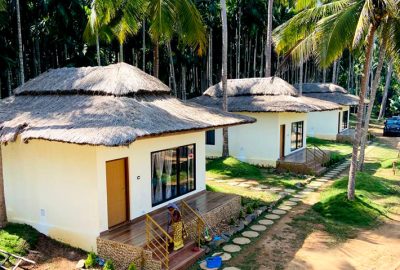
(145, 214, 173, 270)
(306, 144, 329, 172)
(181, 201, 206, 248)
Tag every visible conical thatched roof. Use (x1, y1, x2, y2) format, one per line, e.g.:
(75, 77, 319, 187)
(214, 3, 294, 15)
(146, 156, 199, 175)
(204, 77, 298, 97)
(192, 77, 340, 113)
(14, 63, 170, 96)
(297, 83, 367, 106)
(0, 64, 255, 146)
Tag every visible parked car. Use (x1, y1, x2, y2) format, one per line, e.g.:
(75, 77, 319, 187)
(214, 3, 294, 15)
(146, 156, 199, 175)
(383, 118, 400, 136)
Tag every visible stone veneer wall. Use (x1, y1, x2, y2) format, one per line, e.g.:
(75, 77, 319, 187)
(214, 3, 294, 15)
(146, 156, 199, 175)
(97, 194, 241, 270)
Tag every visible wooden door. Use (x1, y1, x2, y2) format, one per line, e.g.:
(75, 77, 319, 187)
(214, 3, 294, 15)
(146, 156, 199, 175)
(106, 158, 129, 228)
(280, 125, 285, 158)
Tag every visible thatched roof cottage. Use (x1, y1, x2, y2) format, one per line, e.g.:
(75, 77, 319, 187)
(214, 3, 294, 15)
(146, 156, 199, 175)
(298, 83, 365, 141)
(0, 63, 254, 261)
(192, 77, 340, 173)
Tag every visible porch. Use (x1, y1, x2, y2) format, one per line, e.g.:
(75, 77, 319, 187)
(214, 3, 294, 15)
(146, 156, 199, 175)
(276, 146, 330, 175)
(97, 191, 241, 270)
(337, 128, 355, 143)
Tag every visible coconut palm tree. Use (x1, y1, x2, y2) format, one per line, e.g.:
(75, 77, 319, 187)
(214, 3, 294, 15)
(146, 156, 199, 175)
(0, 0, 6, 229)
(15, 0, 23, 84)
(221, 0, 229, 157)
(265, 0, 273, 77)
(147, 0, 206, 78)
(378, 59, 394, 120)
(273, 0, 400, 200)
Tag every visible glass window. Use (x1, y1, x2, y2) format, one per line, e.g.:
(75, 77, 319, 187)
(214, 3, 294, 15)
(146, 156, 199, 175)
(206, 130, 215, 145)
(342, 111, 348, 129)
(291, 121, 304, 151)
(151, 144, 196, 206)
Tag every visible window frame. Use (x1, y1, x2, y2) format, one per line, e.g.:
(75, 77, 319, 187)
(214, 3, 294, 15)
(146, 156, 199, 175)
(291, 121, 304, 151)
(206, 130, 216, 145)
(150, 144, 196, 207)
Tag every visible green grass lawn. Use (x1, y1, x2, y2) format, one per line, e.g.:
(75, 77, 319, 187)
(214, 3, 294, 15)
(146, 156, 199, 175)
(206, 157, 307, 206)
(307, 137, 353, 155)
(291, 142, 400, 243)
(0, 223, 39, 256)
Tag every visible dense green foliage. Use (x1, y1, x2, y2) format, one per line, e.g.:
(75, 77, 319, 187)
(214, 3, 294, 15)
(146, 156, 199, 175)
(84, 251, 97, 268)
(103, 260, 115, 270)
(0, 223, 39, 255)
(207, 156, 264, 179)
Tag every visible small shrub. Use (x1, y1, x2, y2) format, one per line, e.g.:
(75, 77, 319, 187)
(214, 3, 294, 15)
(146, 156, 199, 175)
(229, 217, 235, 225)
(103, 260, 115, 270)
(252, 200, 260, 209)
(239, 209, 245, 219)
(325, 152, 346, 167)
(128, 263, 137, 270)
(246, 205, 254, 214)
(84, 252, 97, 268)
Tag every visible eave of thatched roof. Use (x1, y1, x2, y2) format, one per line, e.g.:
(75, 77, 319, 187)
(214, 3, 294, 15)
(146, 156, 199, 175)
(0, 94, 255, 146)
(204, 77, 298, 97)
(191, 95, 340, 113)
(14, 63, 170, 96)
(296, 83, 368, 106)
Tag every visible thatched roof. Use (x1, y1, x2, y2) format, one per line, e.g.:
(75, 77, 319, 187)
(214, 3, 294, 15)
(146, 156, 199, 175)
(192, 77, 340, 113)
(204, 77, 298, 97)
(0, 64, 255, 146)
(297, 83, 366, 106)
(14, 63, 170, 96)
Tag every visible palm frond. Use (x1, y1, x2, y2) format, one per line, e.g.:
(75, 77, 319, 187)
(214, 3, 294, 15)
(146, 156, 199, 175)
(352, 0, 372, 47)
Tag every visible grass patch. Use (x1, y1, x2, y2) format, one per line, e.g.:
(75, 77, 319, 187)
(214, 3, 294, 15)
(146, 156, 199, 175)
(0, 223, 39, 256)
(307, 137, 352, 155)
(206, 157, 263, 180)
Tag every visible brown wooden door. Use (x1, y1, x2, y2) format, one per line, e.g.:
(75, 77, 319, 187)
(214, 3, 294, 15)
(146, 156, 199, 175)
(106, 158, 129, 228)
(280, 125, 285, 158)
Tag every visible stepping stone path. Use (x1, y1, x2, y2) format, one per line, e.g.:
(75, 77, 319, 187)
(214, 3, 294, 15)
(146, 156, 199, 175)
(284, 188, 296, 193)
(270, 187, 283, 192)
(243, 180, 259, 185)
(212, 252, 232, 261)
(233, 237, 251, 245)
(242, 230, 259, 238)
(250, 187, 263, 191)
(278, 205, 292, 211)
(227, 182, 239, 186)
(259, 185, 269, 189)
(265, 213, 281, 219)
(298, 191, 311, 195)
(271, 209, 287, 215)
(223, 268, 240, 270)
(303, 188, 314, 192)
(223, 244, 241, 253)
(258, 219, 274, 225)
(251, 224, 267, 231)
(237, 183, 251, 188)
(289, 197, 302, 202)
(283, 200, 297, 206)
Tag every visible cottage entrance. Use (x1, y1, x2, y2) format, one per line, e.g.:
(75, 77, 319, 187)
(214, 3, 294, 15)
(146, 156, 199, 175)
(106, 158, 129, 228)
(280, 125, 286, 158)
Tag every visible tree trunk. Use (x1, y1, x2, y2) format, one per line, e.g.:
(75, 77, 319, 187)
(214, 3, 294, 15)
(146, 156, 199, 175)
(16, 0, 24, 84)
(265, 0, 273, 77)
(298, 56, 303, 95)
(142, 20, 146, 71)
(348, 24, 376, 201)
(35, 38, 41, 74)
(236, 7, 241, 79)
(153, 42, 159, 78)
(119, 43, 124, 62)
(7, 69, 12, 97)
(322, 68, 326, 83)
(96, 31, 101, 66)
(359, 39, 386, 170)
(260, 37, 264, 77)
(347, 53, 351, 90)
(0, 146, 7, 228)
(167, 42, 177, 97)
(332, 60, 337, 83)
(221, 0, 229, 157)
(378, 60, 393, 120)
(181, 65, 186, 100)
(253, 34, 258, 77)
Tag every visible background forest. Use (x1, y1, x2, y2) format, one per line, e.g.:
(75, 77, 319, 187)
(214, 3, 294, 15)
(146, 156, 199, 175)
(0, 0, 398, 118)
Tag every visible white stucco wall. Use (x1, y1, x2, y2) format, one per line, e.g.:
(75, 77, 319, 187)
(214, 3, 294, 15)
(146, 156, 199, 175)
(307, 106, 350, 140)
(206, 112, 307, 166)
(2, 139, 99, 251)
(2, 131, 206, 251)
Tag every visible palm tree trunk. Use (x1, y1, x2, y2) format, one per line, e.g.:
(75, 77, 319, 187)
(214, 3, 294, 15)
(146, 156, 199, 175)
(298, 56, 303, 95)
(96, 31, 101, 66)
(153, 42, 159, 78)
(16, 0, 24, 84)
(181, 65, 186, 100)
(322, 68, 326, 83)
(119, 43, 124, 62)
(167, 42, 177, 97)
(265, 0, 273, 77)
(378, 59, 393, 120)
(253, 34, 258, 77)
(332, 60, 337, 83)
(358, 39, 386, 171)
(348, 24, 376, 201)
(7, 69, 12, 97)
(0, 146, 7, 228)
(221, 0, 229, 157)
(347, 53, 351, 90)
(260, 37, 264, 77)
(142, 20, 146, 71)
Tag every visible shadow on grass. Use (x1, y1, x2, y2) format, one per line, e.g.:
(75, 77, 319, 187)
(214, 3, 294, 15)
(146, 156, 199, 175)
(0, 223, 39, 256)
